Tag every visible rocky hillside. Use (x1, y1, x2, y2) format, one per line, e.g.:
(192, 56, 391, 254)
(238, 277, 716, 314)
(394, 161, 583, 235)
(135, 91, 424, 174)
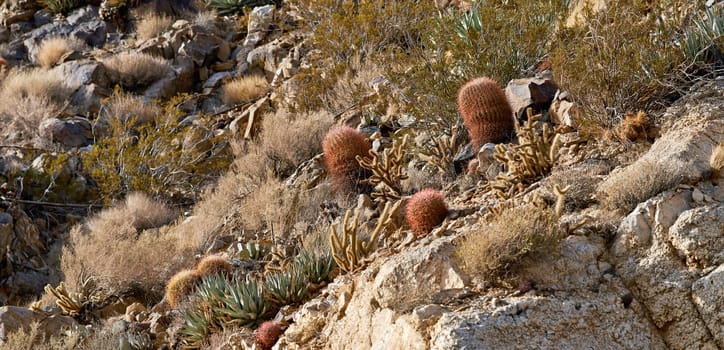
(0, 0, 722, 349)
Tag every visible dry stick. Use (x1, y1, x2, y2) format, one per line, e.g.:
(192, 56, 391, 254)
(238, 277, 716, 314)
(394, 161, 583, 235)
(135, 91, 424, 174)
(1, 196, 104, 209)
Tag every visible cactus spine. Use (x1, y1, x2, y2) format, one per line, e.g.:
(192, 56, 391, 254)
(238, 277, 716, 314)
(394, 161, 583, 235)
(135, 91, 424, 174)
(322, 125, 372, 190)
(406, 189, 448, 237)
(456, 77, 515, 149)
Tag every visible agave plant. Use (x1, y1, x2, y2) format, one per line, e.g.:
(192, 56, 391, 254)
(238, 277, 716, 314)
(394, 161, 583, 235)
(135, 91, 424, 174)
(682, 6, 723, 65)
(215, 278, 269, 328)
(294, 251, 337, 284)
(44, 0, 85, 15)
(264, 267, 309, 307)
(179, 308, 214, 350)
(238, 240, 272, 261)
(207, 0, 276, 16)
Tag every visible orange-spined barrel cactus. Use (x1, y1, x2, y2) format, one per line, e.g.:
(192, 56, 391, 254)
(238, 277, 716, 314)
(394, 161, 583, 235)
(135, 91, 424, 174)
(457, 77, 515, 149)
(256, 320, 283, 350)
(406, 189, 448, 237)
(195, 255, 233, 277)
(165, 269, 200, 307)
(322, 125, 371, 189)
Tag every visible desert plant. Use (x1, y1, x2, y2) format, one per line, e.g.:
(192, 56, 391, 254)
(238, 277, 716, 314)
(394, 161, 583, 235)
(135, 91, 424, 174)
(179, 308, 215, 349)
(95, 90, 162, 136)
(322, 125, 372, 190)
(82, 95, 232, 204)
(456, 77, 515, 149)
(357, 134, 409, 202)
(196, 255, 234, 277)
(607, 111, 651, 142)
(102, 52, 171, 90)
(215, 278, 269, 328)
(136, 14, 173, 41)
(256, 321, 283, 350)
(237, 241, 272, 260)
(293, 251, 336, 284)
(458, 203, 562, 283)
(711, 144, 724, 179)
(263, 267, 309, 307)
(491, 110, 564, 199)
(330, 200, 400, 273)
(551, 0, 686, 128)
(681, 6, 723, 66)
(405, 188, 448, 237)
(597, 158, 683, 212)
(222, 75, 269, 106)
(165, 269, 200, 307)
(44, 0, 84, 15)
(208, 0, 276, 16)
(36, 37, 85, 68)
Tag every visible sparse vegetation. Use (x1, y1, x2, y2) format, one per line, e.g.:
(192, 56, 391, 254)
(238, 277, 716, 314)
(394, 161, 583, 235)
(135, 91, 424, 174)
(597, 158, 684, 212)
(136, 14, 174, 41)
(222, 75, 269, 105)
(322, 125, 371, 190)
(458, 204, 562, 283)
(207, 0, 276, 16)
(405, 188, 448, 237)
(44, 0, 85, 15)
(102, 52, 171, 90)
(36, 37, 85, 68)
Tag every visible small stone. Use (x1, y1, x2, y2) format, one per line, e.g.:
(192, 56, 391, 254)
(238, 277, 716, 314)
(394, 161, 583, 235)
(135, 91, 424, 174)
(692, 188, 704, 203)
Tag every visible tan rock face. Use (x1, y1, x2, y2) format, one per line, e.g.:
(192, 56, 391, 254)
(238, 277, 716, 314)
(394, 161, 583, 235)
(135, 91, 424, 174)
(0, 306, 77, 344)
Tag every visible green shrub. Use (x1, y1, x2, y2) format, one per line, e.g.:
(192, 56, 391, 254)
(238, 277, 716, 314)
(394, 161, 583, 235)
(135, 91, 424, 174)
(551, 0, 688, 128)
(289, 0, 438, 112)
(81, 95, 232, 204)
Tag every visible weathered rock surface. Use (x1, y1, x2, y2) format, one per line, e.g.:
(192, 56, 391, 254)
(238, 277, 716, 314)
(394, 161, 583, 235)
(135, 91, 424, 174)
(0, 306, 77, 343)
(692, 265, 724, 348)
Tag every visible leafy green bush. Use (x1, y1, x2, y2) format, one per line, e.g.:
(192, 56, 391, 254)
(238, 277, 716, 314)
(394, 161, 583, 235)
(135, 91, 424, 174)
(82, 95, 232, 204)
(551, 0, 690, 128)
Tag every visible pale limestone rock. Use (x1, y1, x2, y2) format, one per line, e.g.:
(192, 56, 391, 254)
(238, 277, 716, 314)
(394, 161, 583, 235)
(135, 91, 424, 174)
(692, 265, 724, 348)
(430, 291, 664, 350)
(668, 204, 723, 268)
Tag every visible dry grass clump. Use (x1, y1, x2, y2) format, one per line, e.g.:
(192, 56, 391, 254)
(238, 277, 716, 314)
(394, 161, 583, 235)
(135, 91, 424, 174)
(597, 159, 683, 212)
(192, 10, 218, 32)
(0, 68, 72, 146)
(458, 204, 562, 283)
(711, 144, 724, 179)
(96, 92, 161, 136)
(61, 195, 187, 301)
(85, 192, 176, 236)
(36, 36, 85, 68)
(222, 75, 269, 105)
(136, 14, 174, 40)
(259, 109, 332, 177)
(103, 52, 171, 90)
(0, 322, 117, 350)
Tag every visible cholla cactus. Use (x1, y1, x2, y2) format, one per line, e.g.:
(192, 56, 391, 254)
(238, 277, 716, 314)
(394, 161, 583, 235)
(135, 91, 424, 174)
(405, 189, 448, 237)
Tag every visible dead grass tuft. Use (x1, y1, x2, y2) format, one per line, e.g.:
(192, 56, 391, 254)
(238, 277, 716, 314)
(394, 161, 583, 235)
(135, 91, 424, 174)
(103, 52, 171, 90)
(711, 144, 724, 177)
(458, 204, 562, 283)
(0, 68, 72, 146)
(597, 158, 683, 212)
(136, 14, 174, 41)
(96, 92, 161, 136)
(222, 75, 269, 105)
(259, 109, 332, 178)
(36, 36, 85, 68)
(61, 193, 184, 301)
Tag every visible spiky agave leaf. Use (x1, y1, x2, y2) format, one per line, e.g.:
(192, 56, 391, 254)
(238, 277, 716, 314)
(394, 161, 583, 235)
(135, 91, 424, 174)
(215, 278, 269, 328)
(264, 266, 309, 307)
(179, 308, 214, 350)
(207, 0, 275, 16)
(294, 251, 336, 284)
(238, 241, 272, 261)
(195, 274, 229, 329)
(44, 0, 84, 15)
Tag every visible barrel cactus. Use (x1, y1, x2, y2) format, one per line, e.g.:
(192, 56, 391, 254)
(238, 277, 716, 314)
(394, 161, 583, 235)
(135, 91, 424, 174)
(456, 77, 515, 149)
